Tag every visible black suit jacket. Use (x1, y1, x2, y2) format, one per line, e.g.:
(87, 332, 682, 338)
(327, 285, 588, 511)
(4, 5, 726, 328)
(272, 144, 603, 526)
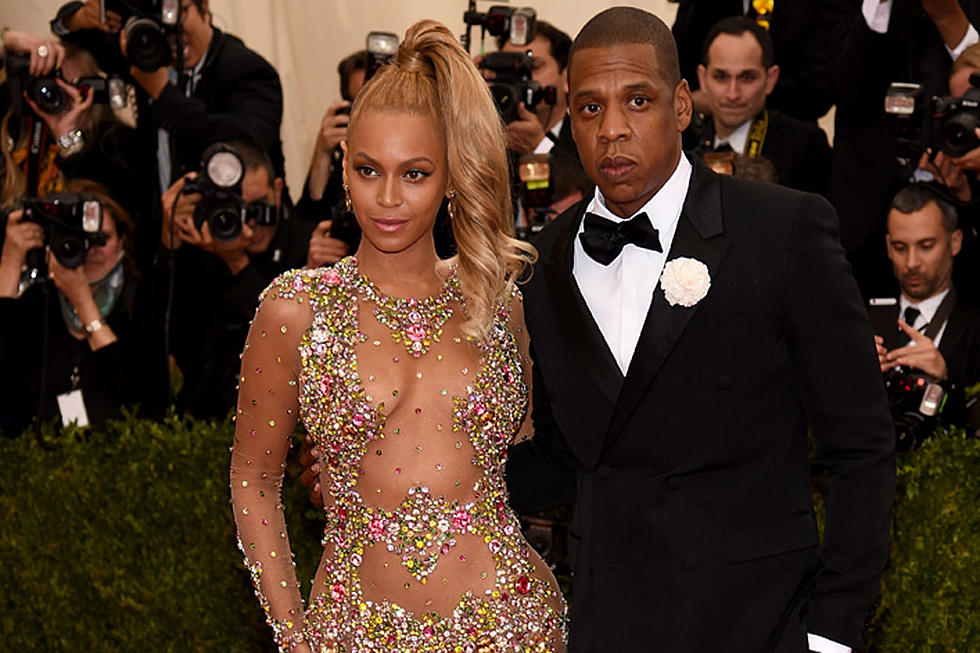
(507, 157, 895, 651)
(672, 0, 858, 121)
(687, 110, 832, 195)
(869, 293, 980, 387)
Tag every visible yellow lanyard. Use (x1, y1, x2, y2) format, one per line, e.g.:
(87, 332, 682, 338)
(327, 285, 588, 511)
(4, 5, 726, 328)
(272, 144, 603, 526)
(745, 110, 770, 158)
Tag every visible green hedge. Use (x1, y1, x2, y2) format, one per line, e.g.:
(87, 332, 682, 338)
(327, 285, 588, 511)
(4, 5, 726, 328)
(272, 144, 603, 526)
(1, 416, 978, 650)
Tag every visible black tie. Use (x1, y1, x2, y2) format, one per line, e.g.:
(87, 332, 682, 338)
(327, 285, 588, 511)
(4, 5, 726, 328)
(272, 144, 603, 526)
(579, 211, 662, 266)
(713, 142, 734, 153)
(903, 306, 920, 329)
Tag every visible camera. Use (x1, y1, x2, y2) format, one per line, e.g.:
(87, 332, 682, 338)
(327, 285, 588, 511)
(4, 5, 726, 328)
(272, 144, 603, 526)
(884, 367, 949, 451)
(365, 31, 399, 82)
(462, 3, 537, 51)
(886, 74, 980, 162)
(103, 0, 181, 71)
(22, 193, 105, 269)
(516, 153, 553, 239)
(479, 51, 557, 123)
(182, 144, 277, 242)
(4, 55, 126, 116)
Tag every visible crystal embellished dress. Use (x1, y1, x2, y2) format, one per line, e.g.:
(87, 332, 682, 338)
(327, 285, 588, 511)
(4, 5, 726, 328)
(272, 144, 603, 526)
(231, 257, 567, 652)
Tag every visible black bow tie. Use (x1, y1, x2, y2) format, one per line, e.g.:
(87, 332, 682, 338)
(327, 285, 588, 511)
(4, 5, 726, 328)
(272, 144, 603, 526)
(579, 211, 662, 265)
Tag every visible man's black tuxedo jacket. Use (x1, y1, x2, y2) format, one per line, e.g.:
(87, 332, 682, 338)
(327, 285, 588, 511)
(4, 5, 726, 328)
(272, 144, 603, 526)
(686, 110, 832, 195)
(869, 294, 980, 388)
(507, 158, 895, 652)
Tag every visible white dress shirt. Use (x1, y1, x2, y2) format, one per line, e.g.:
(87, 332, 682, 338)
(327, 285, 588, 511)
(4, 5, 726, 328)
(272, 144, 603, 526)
(713, 118, 752, 155)
(572, 155, 691, 374)
(900, 288, 951, 346)
(533, 117, 564, 155)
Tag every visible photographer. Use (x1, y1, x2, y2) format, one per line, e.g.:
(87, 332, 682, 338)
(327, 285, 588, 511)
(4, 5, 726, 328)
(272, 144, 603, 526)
(155, 140, 311, 419)
(0, 179, 167, 436)
(51, 0, 286, 194)
(871, 184, 980, 396)
(494, 21, 575, 159)
(0, 37, 150, 225)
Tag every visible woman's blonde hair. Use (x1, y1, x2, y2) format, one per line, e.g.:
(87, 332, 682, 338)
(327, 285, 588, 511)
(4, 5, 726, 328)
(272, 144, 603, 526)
(349, 19, 537, 342)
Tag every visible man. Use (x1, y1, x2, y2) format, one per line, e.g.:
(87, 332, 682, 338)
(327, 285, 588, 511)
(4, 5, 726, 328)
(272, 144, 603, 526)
(672, 0, 854, 122)
(155, 140, 311, 419)
(52, 0, 286, 193)
(871, 184, 980, 391)
(506, 7, 895, 652)
(687, 17, 831, 195)
(829, 0, 980, 298)
(497, 21, 577, 161)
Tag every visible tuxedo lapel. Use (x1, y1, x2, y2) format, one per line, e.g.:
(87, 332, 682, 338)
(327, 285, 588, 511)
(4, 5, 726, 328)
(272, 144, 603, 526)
(600, 160, 732, 460)
(541, 202, 624, 403)
(938, 300, 967, 362)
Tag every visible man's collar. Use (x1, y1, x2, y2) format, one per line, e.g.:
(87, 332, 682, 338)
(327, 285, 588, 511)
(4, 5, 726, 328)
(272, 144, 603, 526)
(584, 153, 693, 229)
(713, 117, 752, 154)
(900, 287, 952, 323)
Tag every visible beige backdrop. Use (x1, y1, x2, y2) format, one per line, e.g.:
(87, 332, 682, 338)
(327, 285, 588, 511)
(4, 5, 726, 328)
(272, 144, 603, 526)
(5, 1, 679, 199)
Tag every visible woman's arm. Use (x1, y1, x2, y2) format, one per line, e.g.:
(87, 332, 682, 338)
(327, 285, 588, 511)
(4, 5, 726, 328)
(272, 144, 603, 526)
(230, 273, 313, 652)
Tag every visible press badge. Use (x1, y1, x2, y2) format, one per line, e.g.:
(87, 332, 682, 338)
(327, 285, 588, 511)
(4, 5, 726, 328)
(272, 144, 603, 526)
(56, 389, 90, 427)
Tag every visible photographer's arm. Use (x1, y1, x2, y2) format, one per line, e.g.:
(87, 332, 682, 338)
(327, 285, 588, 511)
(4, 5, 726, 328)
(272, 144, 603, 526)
(305, 101, 350, 203)
(47, 254, 117, 350)
(51, 1, 129, 76)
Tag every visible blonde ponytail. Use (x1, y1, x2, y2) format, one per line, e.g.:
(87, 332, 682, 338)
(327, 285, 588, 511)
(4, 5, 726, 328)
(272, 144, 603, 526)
(350, 19, 536, 342)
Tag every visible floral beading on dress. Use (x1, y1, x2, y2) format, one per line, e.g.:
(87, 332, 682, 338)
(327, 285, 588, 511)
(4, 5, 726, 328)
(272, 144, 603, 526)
(231, 257, 566, 652)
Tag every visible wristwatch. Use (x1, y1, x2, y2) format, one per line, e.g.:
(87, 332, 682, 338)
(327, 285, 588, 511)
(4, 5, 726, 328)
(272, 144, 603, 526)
(83, 318, 104, 334)
(57, 129, 85, 157)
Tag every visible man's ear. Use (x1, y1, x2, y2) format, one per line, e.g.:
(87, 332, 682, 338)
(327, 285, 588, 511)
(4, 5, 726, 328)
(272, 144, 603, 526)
(273, 177, 284, 207)
(952, 228, 964, 257)
(765, 65, 780, 96)
(675, 78, 693, 132)
(696, 63, 707, 91)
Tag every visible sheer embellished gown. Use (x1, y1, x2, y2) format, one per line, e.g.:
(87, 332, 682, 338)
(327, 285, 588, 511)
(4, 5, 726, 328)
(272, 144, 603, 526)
(231, 257, 567, 652)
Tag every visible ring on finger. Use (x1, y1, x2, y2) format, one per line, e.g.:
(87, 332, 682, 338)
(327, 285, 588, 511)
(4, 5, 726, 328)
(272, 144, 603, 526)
(36, 44, 50, 58)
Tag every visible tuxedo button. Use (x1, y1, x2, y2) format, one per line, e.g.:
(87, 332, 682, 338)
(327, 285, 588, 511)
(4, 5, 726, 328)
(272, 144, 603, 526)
(683, 555, 697, 571)
(667, 476, 682, 490)
(717, 374, 733, 390)
(596, 464, 613, 479)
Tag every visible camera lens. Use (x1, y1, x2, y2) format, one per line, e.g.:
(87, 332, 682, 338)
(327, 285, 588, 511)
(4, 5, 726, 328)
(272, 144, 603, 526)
(124, 18, 172, 71)
(941, 112, 980, 158)
(490, 83, 519, 123)
(51, 233, 86, 269)
(31, 78, 67, 114)
(209, 208, 242, 241)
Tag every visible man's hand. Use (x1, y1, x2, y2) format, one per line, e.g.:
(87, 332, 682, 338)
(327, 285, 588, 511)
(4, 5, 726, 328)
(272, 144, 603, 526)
(298, 435, 323, 508)
(64, 0, 123, 33)
(120, 29, 169, 98)
(315, 102, 351, 156)
(160, 173, 198, 250)
(506, 103, 547, 154)
(918, 149, 971, 201)
(882, 318, 949, 379)
(181, 220, 252, 275)
(950, 128, 980, 172)
(3, 31, 66, 76)
(305, 220, 349, 268)
(24, 79, 94, 148)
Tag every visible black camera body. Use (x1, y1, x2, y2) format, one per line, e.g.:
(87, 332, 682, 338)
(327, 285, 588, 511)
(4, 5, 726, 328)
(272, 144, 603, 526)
(5, 55, 125, 116)
(22, 193, 105, 269)
(105, 0, 181, 71)
(884, 366, 949, 451)
(479, 52, 557, 123)
(886, 73, 980, 161)
(183, 144, 277, 242)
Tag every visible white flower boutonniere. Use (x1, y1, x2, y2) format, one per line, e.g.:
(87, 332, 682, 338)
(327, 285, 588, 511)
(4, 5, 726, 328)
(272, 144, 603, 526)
(660, 257, 711, 307)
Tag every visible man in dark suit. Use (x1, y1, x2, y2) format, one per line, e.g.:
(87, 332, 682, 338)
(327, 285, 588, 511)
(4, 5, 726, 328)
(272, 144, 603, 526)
(686, 16, 832, 195)
(506, 7, 895, 652)
(672, 0, 856, 122)
(871, 184, 980, 392)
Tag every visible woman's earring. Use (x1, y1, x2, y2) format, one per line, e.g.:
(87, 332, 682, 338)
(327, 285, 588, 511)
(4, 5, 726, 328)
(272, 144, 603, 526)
(344, 184, 352, 212)
(447, 189, 456, 221)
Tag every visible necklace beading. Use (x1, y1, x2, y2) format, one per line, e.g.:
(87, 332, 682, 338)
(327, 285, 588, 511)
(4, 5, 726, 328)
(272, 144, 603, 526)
(347, 258, 460, 357)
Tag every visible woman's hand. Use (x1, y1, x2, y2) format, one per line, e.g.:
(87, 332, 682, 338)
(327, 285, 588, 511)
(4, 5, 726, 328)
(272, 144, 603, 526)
(0, 210, 44, 297)
(24, 79, 95, 148)
(47, 251, 93, 309)
(3, 31, 66, 76)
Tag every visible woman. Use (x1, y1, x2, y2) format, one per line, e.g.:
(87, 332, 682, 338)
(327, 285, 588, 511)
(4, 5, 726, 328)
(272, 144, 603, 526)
(1, 39, 151, 231)
(230, 19, 566, 652)
(0, 179, 166, 435)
